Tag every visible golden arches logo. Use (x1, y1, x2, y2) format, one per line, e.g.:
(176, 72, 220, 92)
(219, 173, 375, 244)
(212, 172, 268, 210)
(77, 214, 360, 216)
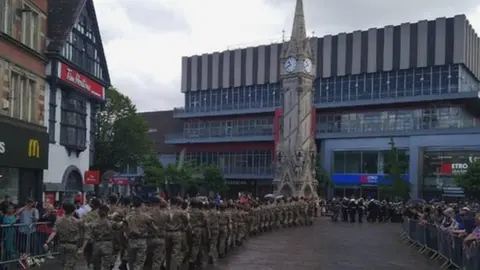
(28, 139, 40, 158)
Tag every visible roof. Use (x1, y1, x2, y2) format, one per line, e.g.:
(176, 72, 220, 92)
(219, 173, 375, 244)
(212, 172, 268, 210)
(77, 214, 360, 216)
(139, 110, 183, 154)
(46, 0, 87, 52)
(46, 0, 111, 84)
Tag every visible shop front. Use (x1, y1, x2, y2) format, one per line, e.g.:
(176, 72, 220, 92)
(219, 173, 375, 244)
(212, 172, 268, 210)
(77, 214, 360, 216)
(0, 116, 48, 204)
(331, 173, 409, 199)
(420, 150, 478, 199)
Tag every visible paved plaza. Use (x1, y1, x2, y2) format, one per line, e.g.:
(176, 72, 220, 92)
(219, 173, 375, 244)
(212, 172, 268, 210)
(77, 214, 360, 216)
(38, 218, 438, 270)
(208, 219, 437, 270)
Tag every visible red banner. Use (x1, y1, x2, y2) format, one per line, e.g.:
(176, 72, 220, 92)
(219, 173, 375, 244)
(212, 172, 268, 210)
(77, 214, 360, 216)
(109, 177, 133, 185)
(273, 108, 283, 164)
(84, 170, 100, 185)
(58, 62, 105, 100)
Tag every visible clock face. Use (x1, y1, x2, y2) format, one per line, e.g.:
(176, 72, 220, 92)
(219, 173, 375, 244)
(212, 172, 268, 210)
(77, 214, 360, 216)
(284, 57, 297, 73)
(303, 58, 313, 73)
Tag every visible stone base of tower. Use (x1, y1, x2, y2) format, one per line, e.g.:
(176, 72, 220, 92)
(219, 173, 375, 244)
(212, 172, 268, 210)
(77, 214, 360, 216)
(273, 179, 318, 199)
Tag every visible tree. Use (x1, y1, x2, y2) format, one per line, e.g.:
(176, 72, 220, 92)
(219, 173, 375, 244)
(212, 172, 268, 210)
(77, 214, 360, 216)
(380, 138, 410, 200)
(455, 160, 480, 200)
(164, 162, 198, 196)
(315, 156, 333, 197)
(92, 87, 152, 192)
(201, 165, 228, 195)
(141, 153, 164, 190)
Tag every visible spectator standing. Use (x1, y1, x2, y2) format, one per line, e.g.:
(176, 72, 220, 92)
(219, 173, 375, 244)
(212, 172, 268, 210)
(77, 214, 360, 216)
(0, 194, 14, 215)
(17, 199, 39, 254)
(2, 205, 18, 260)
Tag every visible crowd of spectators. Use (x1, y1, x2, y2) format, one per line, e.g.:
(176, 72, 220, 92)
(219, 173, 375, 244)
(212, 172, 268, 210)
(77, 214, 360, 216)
(404, 202, 480, 247)
(0, 194, 65, 265)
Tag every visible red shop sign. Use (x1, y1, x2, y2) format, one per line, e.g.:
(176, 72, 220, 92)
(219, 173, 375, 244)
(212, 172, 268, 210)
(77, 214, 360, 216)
(109, 177, 132, 185)
(84, 170, 100, 185)
(58, 62, 105, 100)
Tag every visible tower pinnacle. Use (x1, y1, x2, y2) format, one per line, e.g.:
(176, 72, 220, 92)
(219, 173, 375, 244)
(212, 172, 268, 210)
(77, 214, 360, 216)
(284, 0, 312, 58)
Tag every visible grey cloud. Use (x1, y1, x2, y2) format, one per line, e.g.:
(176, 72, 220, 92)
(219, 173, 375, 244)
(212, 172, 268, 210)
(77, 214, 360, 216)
(113, 76, 183, 112)
(268, 0, 479, 35)
(117, 0, 190, 33)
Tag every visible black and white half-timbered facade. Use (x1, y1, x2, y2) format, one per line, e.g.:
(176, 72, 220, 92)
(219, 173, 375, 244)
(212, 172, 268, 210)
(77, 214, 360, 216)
(43, 0, 110, 198)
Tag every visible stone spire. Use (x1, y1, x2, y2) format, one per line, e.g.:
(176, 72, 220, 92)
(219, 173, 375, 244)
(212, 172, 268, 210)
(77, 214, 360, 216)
(284, 0, 312, 58)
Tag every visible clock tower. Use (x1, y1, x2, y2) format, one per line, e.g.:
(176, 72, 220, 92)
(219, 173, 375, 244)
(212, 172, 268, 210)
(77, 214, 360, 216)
(273, 0, 317, 198)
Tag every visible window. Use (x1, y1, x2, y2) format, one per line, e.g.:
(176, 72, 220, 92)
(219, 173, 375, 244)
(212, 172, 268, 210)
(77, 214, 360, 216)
(362, 151, 378, 174)
(60, 93, 87, 150)
(422, 151, 480, 188)
(48, 89, 56, 142)
(0, 0, 13, 35)
(62, 21, 103, 80)
(333, 152, 346, 173)
(9, 72, 35, 122)
(314, 64, 462, 104)
(0, 168, 19, 204)
(345, 151, 362, 173)
(333, 150, 402, 174)
(21, 8, 39, 50)
(317, 105, 476, 134)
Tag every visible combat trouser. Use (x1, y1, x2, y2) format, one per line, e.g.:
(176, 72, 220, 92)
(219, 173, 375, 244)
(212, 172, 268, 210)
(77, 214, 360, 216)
(217, 226, 228, 258)
(166, 231, 183, 270)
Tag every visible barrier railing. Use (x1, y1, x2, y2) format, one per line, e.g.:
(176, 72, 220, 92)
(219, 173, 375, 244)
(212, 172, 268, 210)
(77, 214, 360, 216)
(401, 218, 480, 269)
(0, 222, 59, 267)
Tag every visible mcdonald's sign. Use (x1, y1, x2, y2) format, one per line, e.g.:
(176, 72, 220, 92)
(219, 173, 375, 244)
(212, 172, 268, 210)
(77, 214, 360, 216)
(0, 121, 48, 169)
(28, 139, 40, 158)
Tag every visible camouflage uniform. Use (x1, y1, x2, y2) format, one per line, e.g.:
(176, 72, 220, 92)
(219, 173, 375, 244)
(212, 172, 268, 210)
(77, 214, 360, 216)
(234, 205, 245, 245)
(125, 206, 156, 270)
(53, 215, 83, 270)
(85, 214, 118, 270)
(226, 205, 235, 250)
(82, 208, 100, 267)
(206, 205, 220, 263)
(165, 200, 189, 270)
(148, 203, 169, 269)
(217, 204, 229, 258)
(189, 200, 209, 266)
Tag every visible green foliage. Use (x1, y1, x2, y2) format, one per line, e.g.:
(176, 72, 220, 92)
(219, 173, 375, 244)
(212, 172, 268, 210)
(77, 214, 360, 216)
(141, 153, 164, 188)
(201, 164, 228, 194)
(315, 156, 333, 196)
(380, 138, 410, 200)
(164, 162, 197, 191)
(93, 87, 151, 173)
(455, 160, 480, 199)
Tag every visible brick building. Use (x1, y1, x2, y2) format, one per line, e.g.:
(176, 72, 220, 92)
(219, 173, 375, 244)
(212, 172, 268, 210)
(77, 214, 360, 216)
(0, 0, 49, 204)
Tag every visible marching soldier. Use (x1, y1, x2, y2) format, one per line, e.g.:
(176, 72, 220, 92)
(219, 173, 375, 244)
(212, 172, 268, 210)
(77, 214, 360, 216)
(44, 203, 83, 270)
(188, 198, 209, 269)
(84, 204, 121, 270)
(124, 196, 157, 270)
(217, 202, 229, 259)
(82, 198, 101, 268)
(206, 202, 220, 264)
(165, 196, 189, 270)
(146, 197, 169, 269)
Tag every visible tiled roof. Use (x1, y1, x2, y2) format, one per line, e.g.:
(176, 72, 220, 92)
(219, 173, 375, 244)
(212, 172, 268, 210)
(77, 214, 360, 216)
(139, 110, 183, 154)
(46, 0, 87, 52)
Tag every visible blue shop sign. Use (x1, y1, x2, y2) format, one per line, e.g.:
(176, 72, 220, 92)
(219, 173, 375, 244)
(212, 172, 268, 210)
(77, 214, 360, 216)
(332, 174, 409, 185)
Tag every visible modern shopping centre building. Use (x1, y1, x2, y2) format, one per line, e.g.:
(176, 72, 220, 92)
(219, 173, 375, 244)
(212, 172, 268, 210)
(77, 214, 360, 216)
(166, 14, 480, 198)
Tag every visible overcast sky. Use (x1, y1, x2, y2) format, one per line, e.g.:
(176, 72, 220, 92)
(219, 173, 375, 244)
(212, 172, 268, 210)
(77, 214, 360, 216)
(93, 0, 480, 112)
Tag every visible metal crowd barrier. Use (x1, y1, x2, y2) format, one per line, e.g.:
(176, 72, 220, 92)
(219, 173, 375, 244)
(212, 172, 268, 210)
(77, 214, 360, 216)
(401, 218, 480, 269)
(0, 222, 59, 267)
